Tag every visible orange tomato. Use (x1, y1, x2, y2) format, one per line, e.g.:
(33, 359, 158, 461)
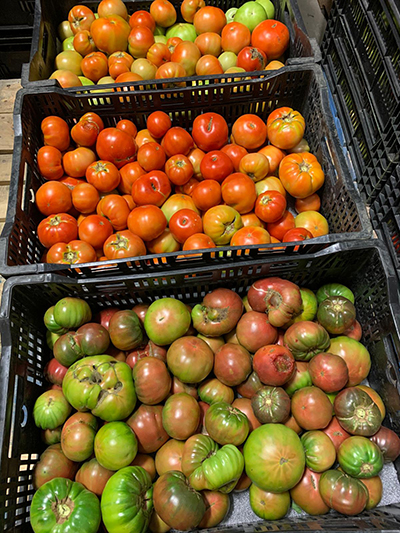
(221, 173, 257, 214)
(241, 212, 267, 228)
(239, 153, 270, 182)
(266, 107, 305, 150)
(294, 211, 329, 237)
(193, 6, 226, 35)
(295, 193, 321, 213)
(266, 210, 295, 240)
(182, 233, 215, 250)
(118, 162, 146, 195)
(265, 60, 285, 70)
(279, 153, 325, 198)
(192, 180, 222, 211)
(127, 205, 167, 241)
(136, 129, 157, 147)
(255, 176, 287, 198)
(258, 145, 286, 174)
(221, 144, 248, 171)
(230, 226, 271, 246)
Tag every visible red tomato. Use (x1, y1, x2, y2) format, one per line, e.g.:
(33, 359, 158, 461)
(59, 176, 85, 190)
(237, 47, 267, 71)
(193, 6, 226, 35)
(71, 119, 101, 147)
(78, 214, 114, 249)
(97, 194, 131, 230)
(169, 209, 203, 243)
(279, 153, 325, 198)
(255, 191, 287, 223)
(171, 41, 201, 76)
(80, 112, 104, 132)
(165, 155, 194, 186)
(196, 55, 224, 76)
(128, 26, 155, 58)
(192, 180, 222, 211)
(282, 227, 313, 242)
(166, 36, 182, 54)
(127, 205, 167, 241)
(71, 183, 100, 214)
(109, 51, 134, 67)
(175, 177, 200, 195)
(294, 211, 329, 237)
(68, 5, 95, 34)
(119, 162, 146, 194)
(241, 212, 267, 228)
(150, 0, 177, 28)
(251, 20, 290, 60)
(188, 148, 205, 180)
(200, 151, 233, 183)
(232, 115, 267, 150)
(103, 230, 147, 259)
(115, 72, 143, 83)
(221, 22, 251, 55)
(266, 107, 305, 150)
(147, 43, 171, 67)
(73, 30, 96, 56)
(81, 51, 109, 82)
(266, 210, 295, 240)
(63, 147, 97, 178)
(129, 10, 156, 31)
(161, 127, 194, 157)
(36, 181, 72, 216)
(137, 142, 166, 171)
(230, 226, 271, 246)
(86, 160, 121, 192)
(194, 33, 221, 57)
(192, 113, 228, 152)
(258, 145, 286, 174)
(239, 153, 270, 182)
(182, 233, 215, 250)
(46, 240, 97, 264)
(221, 144, 248, 171)
(38, 213, 78, 248)
(156, 60, 186, 85)
(37, 146, 64, 180)
(116, 119, 138, 138)
(147, 111, 172, 138)
(41, 117, 70, 152)
(109, 60, 130, 78)
(221, 173, 257, 214)
(91, 15, 130, 55)
(295, 194, 321, 213)
(132, 170, 171, 206)
(123, 194, 135, 210)
(181, 0, 205, 23)
(96, 127, 137, 168)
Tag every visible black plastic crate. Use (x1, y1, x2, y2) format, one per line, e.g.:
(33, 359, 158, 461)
(1, 240, 400, 531)
(1, 0, 35, 26)
(21, 0, 320, 87)
(0, 25, 33, 80)
(0, 65, 372, 278)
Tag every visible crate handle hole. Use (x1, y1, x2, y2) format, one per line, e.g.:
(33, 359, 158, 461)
(387, 362, 397, 385)
(20, 405, 28, 428)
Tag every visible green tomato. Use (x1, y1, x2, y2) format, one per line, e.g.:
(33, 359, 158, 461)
(218, 51, 237, 71)
(79, 76, 95, 85)
(144, 298, 191, 346)
(63, 355, 137, 421)
(95, 422, 138, 470)
(234, 1, 267, 32)
(205, 402, 249, 446)
(30, 478, 101, 533)
(63, 36, 75, 51)
(284, 362, 312, 397)
(290, 288, 318, 324)
(58, 20, 74, 40)
(338, 436, 384, 478)
(301, 431, 336, 472)
(326, 391, 337, 407)
(255, 0, 275, 18)
(181, 434, 219, 477)
(249, 484, 290, 520)
(154, 35, 168, 44)
(34, 390, 72, 430)
(317, 283, 355, 304)
(226, 7, 238, 23)
(44, 306, 68, 335)
(166, 23, 197, 42)
(154, 25, 166, 35)
(54, 298, 92, 329)
(317, 296, 356, 335)
(47, 330, 61, 349)
(284, 321, 330, 361)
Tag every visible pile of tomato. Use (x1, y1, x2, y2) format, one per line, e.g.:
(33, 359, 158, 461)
(31, 278, 400, 532)
(53, 0, 288, 88)
(36, 106, 329, 265)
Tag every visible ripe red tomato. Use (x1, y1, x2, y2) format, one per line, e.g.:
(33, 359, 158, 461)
(192, 113, 228, 152)
(221, 22, 251, 54)
(147, 43, 171, 67)
(237, 47, 267, 71)
(109, 51, 134, 68)
(169, 209, 203, 243)
(80, 112, 104, 132)
(266, 210, 295, 240)
(150, 0, 177, 28)
(266, 107, 305, 150)
(161, 127, 194, 157)
(71, 183, 100, 214)
(59, 177, 85, 190)
(132, 170, 171, 206)
(258, 145, 286, 174)
(251, 20, 290, 59)
(36, 181, 72, 216)
(232, 115, 267, 150)
(46, 240, 97, 264)
(91, 15, 130, 55)
(279, 153, 325, 198)
(255, 191, 287, 223)
(147, 111, 172, 138)
(221, 144, 248, 171)
(63, 147, 97, 178)
(193, 6, 226, 35)
(230, 226, 271, 246)
(116, 119, 137, 138)
(176, 177, 200, 196)
(68, 5, 95, 34)
(200, 151, 233, 182)
(73, 30, 96, 56)
(191, 180, 222, 211)
(119, 162, 146, 194)
(182, 233, 215, 250)
(109, 60, 130, 79)
(103, 230, 147, 259)
(194, 33, 222, 57)
(196, 55, 224, 76)
(166, 36, 182, 54)
(137, 142, 166, 171)
(221, 173, 257, 214)
(128, 26, 155, 58)
(171, 41, 201, 76)
(165, 155, 194, 186)
(37, 146, 64, 180)
(86, 160, 121, 192)
(282, 228, 313, 242)
(97, 194, 131, 230)
(78, 214, 114, 249)
(115, 72, 143, 83)
(129, 10, 156, 32)
(96, 127, 137, 168)
(239, 153, 270, 182)
(295, 194, 321, 213)
(127, 205, 167, 241)
(38, 213, 78, 248)
(41, 117, 70, 152)
(81, 51, 109, 82)
(71, 119, 101, 147)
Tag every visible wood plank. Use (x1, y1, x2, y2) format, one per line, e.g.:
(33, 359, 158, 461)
(0, 185, 11, 221)
(0, 154, 12, 185)
(0, 80, 21, 114)
(0, 114, 14, 154)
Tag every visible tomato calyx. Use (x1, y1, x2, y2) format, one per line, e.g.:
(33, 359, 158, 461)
(109, 233, 129, 250)
(298, 161, 311, 173)
(48, 215, 63, 227)
(93, 161, 109, 173)
(52, 497, 74, 524)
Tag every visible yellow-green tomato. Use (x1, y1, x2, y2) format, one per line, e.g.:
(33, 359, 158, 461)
(55, 50, 83, 75)
(95, 422, 138, 470)
(219, 51, 237, 71)
(63, 36, 75, 51)
(58, 20, 74, 40)
(249, 484, 290, 519)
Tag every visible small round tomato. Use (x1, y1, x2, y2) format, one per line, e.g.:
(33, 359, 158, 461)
(237, 46, 267, 71)
(147, 42, 171, 66)
(72, 183, 100, 214)
(36, 181, 72, 216)
(128, 26, 155, 58)
(203, 205, 243, 244)
(78, 214, 114, 249)
(200, 151, 233, 183)
(192, 113, 228, 152)
(171, 41, 201, 76)
(266, 210, 295, 240)
(255, 191, 287, 223)
(147, 111, 172, 138)
(96, 127, 137, 169)
(63, 148, 97, 178)
(181, 0, 205, 23)
(119, 162, 146, 194)
(169, 209, 203, 243)
(81, 51, 108, 82)
(68, 5, 95, 34)
(194, 32, 222, 57)
(137, 142, 166, 171)
(192, 180, 222, 211)
(258, 145, 286, 174)
(221, 22, 251, 54)
(188, 148, 205, 180)
(116, 119, 137, 138)
(86, 160, 121, 192)
(162, 127, 194, 157)
(156, 61, 186, 88)
(295, 193, 321, 213)
(232, 115, 267, 150)
(239, 153, 270, 182)
(127, 204, 167, 242)
(129, 10, 156, 31)
(196, 55, 224, 76)
(193, 6, 226, 35)
(41, 117, 70, 152)
(282, 227, 313, 242)
(182, 233, 215, 250)
(47, 240, 97, 264)
(230, 226, 271, 246)
(132, 170, 171, 206)
(165, 155, 194, 186)
(279, 153, 325, 198)
(38, 146, 64, 180)
(103, 230, 146, 259)
(38, 213, 78, 248)
(295, 211, 329, 238)
(97, 195, 131, 230)
(267, 107, 305, 150)
(221, 173, 257, 214)
(251, 20, 290, 59)
(150, 0, 177, 28)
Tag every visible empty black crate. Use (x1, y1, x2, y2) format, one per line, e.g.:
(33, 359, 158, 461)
(0, 25, 33, 80)
(1, 0, 35, 26)
(1, 240, 400, 531)
(0, 65, 372, 278)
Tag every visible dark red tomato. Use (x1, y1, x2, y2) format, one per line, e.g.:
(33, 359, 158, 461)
(169, 209, 203, 243)
(38, 213, 78, 248)
(236, 311, 277, 353)
(192, 113, 228, 152)
(282, 227, 313, 242)
(322, 416, 351, 451)
(133, 358, 171, 405)
(36, 181, 72, 216)
(41, 116, 70, 151)
(370, 426, 400, 463)
(37, 146, 64, 180)
(96, 127, 137, 168)
(94, 308, 119, 330)
(237, 46, 267, 71)
(255, 191, 287, 223)
(266, 210, 295, 241)
(308, 353, 349, 393)
(127, 404, 169, 453)
(343, 319, 363, 341)
(214, 343, 252, 387)
(253, 345, 295, 386)
(44, 358, 68, 385)
(146, 111, 172, 138)
(291, 386, 333, 430)
(137, 142, 166, 172)
(132, 170, 171, 206)
(78, 214, 113, 249)
(236, 371, 263, 399)
(116, 119, 138, 138)
(162, 393, 200, 440)
(221, 144, 248, 171)
(162, 127, 194, 157)
(290, 468, 329, 515)
(200, 151, 234, 183)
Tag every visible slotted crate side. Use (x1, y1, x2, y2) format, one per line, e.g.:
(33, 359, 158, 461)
(1, 1, 35, 26)
(0, 26, 33, 80)
(0, 66, 372, 278)
(0, 241, 400, 531)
